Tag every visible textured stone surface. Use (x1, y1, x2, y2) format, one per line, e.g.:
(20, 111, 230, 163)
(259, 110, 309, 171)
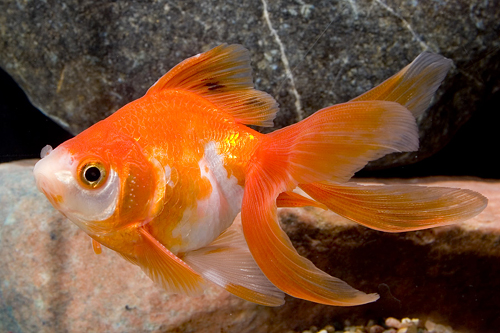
(1, 160, 500, 332)
(0, 0, 499, 169)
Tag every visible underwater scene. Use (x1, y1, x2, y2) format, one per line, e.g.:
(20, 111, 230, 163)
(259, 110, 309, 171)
(1, 1, 499, 332)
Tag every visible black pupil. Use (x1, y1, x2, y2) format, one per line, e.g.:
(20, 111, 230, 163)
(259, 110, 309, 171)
(85, 166, 101, 182)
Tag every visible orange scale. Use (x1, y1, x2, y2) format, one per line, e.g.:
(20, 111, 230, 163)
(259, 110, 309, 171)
(196, 176, 213, 200)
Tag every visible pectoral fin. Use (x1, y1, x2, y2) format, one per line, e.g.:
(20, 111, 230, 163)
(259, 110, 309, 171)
(301, 182, 488, 232)
(120, 227, 207, 296)
(91, 238, 102, 255)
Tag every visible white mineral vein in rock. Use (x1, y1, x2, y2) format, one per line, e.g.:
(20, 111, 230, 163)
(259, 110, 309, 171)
(375, 0, 432, 52)
(346, 0, 359, 19)
(261, 0, 303, 121)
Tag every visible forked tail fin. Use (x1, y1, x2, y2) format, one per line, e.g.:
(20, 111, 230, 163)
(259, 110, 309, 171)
(239, 51, 484, 306)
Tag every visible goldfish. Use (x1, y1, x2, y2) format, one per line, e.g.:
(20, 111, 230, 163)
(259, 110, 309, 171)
(33, 44, 487, 306)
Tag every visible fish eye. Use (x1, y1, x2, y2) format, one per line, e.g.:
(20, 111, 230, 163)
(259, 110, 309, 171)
(78, 161, 107, 189)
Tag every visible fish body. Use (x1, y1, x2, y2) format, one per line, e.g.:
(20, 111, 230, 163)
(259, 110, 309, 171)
(34, 44, 487, 306)
(70, 89, 259, 255)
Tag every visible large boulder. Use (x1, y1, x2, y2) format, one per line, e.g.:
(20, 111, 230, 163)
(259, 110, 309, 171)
(0, 0, 498, 168)
(1, 160, 499, 332)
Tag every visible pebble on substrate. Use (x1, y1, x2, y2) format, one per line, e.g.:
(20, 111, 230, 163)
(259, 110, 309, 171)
(397, 326, 417, 333)
(383, 328, 397, 333)
(385, 317, 402, 329)
(303, 317, 458, 333)
(368, 324, 385, 333)
(425, 320, 454, 333)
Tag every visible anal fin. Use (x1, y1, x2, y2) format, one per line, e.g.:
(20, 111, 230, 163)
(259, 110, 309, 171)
(182, 225, 285, 306)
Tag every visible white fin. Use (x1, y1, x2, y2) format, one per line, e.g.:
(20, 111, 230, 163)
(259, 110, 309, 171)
(182, 225, 285, 306)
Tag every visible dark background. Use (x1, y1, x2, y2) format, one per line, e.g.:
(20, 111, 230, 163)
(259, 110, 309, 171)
(1, 67, 498, 179)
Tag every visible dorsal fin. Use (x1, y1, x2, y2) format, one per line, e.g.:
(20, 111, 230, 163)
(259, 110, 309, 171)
(147, 44, 279, 127)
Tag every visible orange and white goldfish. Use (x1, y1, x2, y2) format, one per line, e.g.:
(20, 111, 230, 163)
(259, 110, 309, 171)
(33, 44, 487, 306)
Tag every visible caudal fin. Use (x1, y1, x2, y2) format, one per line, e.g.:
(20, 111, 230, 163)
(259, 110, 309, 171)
(241, 100, 417, 305)
(242, 175, 379, 306)
(254, 100, 419, 186)
(351, 52, 452, 117)
(239, 52, 463, 306)
(301, 182, 488, 232)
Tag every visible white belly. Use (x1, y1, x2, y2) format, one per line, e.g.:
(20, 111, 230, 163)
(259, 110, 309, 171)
(170, 141, 244, 253)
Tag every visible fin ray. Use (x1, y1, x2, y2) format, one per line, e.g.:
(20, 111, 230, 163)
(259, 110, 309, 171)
(147, 44, 278, 127)
(241, 175, 379, 306)
(276, 191, 327, 209)
(182, 226, 285, 306)
(126, 227, 207, 296)
(301, 182, 488, 232)
(91, 238, 102, 255)
(351, 52, 452, 117)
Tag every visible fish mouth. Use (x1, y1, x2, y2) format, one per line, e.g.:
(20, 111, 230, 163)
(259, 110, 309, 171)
(34, 161, 63, 209)
(33, 145, 72, 209)
(34, 172, 64, 207)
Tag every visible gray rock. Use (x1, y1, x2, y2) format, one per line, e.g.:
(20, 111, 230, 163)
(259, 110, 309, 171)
(1, 160, 500, 332)
(0, 0, 499, 168)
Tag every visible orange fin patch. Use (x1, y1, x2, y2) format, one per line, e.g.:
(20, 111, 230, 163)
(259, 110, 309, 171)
(182, 226, 285, 306)
(122, 227, 207, 296)
(241, 176, 379, 306)
(276, 191, 327, 209)
(147, 44, 278, 127)
(351, 52, 452, 117)
(301, 182, 488, 232)
(258, 100, 418, 185)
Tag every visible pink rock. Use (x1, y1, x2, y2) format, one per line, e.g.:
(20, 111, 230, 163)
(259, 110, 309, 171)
(1, 160, 499, 332)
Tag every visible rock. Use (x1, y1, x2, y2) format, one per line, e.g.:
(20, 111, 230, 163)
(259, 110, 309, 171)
(1, 160, 499, 332)
(0, 1, 499, 169)
(0, 160, 273, 333)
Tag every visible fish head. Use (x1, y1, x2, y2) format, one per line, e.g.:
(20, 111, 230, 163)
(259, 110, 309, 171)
(33, 126, 165, 237)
